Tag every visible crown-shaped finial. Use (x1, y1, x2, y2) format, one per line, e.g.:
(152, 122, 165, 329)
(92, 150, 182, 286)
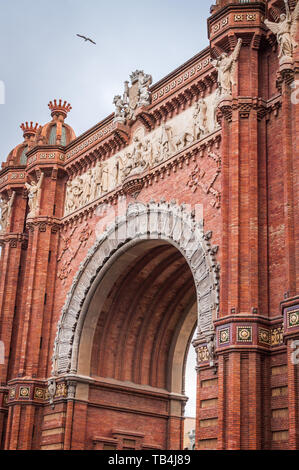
(48, 99, 72, 119)
(20, 121, 40, 138)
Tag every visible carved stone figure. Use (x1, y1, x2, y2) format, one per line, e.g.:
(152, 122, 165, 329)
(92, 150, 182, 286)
(0, 192, 15, 233)
(265, 0, 299, 63)
(94, 161, 109, 197)
(72, 177, 84, 208)
(142, 139, 153, 166)
(175, 129, 194, 151)
(121, 152, 133, 179)
(113, 95, 127, 124)
(212, 91, 222, 131)
(207, 335, 216, 367)
(122, 136, 149, 178)
(82, 169, 93, 205)
(25, 173, 44, 219)
(211, 38, 242, 97)
(111, 158, 121, 188)
(67, 381, 77, 399)
(65, 181, 76, 214)
(137, 71, 152, 107)
(188, 429, 196, 450)
(193, 99, 208, 139)
(154, 123, 173, 164)
(47, 379, 56, 410)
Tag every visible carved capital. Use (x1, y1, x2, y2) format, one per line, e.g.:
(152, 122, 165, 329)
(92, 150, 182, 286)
(26, 217, 61, 234)
(217, 99, 233, 122)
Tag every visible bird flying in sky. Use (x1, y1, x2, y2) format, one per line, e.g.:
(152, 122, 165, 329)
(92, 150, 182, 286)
(76, 34, 96, 45)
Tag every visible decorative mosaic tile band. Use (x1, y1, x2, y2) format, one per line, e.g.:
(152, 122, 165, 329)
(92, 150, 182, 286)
(197, 346, 210, 364)
(237, 326, 253, 343)
(288, 310, 299, 329)
(219, 327, 230, 345)
(8, 382, 68, 403)
(216, 324, 284, 348)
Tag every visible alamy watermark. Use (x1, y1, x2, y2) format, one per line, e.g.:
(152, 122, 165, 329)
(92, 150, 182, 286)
(94, 199, 204, 258)
(0, 341, 4, 365)
(291, 340, 299, 365)
(291, 80, 299, 105)
(0, 81, 5, 105)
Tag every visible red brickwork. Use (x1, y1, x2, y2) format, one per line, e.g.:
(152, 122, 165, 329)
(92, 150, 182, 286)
(0, 0, 298, 450)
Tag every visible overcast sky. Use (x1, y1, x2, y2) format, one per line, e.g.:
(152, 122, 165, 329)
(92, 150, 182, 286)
(0, 0, 213, 417)
(0, 0, 211, 161)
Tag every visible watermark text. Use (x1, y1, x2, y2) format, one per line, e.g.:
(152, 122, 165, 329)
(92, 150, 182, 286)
(0, 341, 4, 365)
(0, 81, 5, 105)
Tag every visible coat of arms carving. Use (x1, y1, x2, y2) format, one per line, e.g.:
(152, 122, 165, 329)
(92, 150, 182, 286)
(113, 70, 152, 125)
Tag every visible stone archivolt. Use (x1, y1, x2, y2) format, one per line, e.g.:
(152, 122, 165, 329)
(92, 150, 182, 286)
(64, 92, 220, 216)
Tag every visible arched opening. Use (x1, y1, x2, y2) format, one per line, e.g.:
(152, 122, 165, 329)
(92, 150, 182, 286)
(80, 240, 197, 388)
(77, 239, 197, 449)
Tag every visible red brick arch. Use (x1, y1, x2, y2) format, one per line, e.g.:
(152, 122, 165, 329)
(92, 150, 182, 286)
(52, 201, 220, 380)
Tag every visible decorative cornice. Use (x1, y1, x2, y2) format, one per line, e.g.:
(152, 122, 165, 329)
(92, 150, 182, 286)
(26, 217, 61, 233)
(217, 95, 282, 122)
(276, 63, 296, 92)
(0, 232, 28, 248)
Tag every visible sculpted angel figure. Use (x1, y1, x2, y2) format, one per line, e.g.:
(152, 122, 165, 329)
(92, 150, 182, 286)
(264, 0, 299, 62)
(211, 38, 242, 97)
(0, 191, 15, 233)
(25, 173, 44, 219)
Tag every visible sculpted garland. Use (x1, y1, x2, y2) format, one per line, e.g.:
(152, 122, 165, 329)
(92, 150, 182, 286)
(64, 94, 220, 216)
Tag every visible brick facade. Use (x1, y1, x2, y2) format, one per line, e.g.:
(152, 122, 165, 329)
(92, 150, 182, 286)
(0, 0, 298, 450)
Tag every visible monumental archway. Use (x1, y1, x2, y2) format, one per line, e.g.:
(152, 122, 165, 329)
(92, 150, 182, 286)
(53, 201, 219, 377)
(51, 201, 219, 449)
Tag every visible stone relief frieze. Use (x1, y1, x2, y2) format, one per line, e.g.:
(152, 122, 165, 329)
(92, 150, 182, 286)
(64, 92, 220, 216)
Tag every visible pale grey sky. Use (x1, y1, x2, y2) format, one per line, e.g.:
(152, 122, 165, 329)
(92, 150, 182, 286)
(0, 0, 212, 417)
(0, 0, 211, 161)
